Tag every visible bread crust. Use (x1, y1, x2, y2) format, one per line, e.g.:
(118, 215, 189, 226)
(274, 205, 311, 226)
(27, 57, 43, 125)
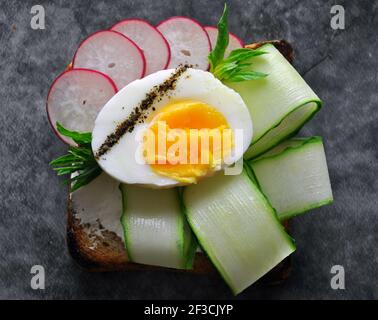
(246, 40, 294, 63)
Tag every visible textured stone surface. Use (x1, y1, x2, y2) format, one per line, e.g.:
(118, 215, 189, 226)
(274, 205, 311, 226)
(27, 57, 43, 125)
(0, 0, 377, 299)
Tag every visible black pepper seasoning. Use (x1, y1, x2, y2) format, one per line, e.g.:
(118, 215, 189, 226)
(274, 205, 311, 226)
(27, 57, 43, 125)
(95, 65, 189, 158)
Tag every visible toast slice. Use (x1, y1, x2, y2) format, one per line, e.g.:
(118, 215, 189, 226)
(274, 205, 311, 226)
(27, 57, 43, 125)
(67, 40, 294, 284)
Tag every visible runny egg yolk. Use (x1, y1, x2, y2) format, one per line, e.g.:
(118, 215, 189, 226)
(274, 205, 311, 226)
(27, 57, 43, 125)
(143, 100, 233, 184)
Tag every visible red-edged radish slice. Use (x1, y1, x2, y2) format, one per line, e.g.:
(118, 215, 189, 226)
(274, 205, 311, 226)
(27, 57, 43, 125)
(73, 30, 146, 89)
(47, 68, 117, 145)
(157, 17, 211, 70)
(204, 26, 244, 57)
(111, 19, 170, 75)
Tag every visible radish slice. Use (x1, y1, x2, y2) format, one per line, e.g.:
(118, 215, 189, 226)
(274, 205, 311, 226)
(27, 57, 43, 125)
(111, 19, 170, 75)
(157, 17, 210, 70)
(46, 68, 117, 145)
(204, 26, 244, 57)
(73, 30, 146, 89)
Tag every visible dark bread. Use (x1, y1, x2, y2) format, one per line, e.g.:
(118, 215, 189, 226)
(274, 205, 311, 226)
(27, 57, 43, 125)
(246, 40, 294, 63)
(67, 40, 294, 284)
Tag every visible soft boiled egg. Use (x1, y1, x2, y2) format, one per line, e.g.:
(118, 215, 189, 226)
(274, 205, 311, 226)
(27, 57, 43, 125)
(91, 67, 253, 188)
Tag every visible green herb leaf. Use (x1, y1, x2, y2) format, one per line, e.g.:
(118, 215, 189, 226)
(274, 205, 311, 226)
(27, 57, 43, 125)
(69, 166, 102, 192)
(213, 61, 237, 79)
(208, 3, 229, 72)
(56, 122, 92, 146)
(49, 154, 76, 166)
(212, 47, 268, 82)
(224, 48, 267, 63)
(50, 123, 102, 192)
(208, 3, 268, 83)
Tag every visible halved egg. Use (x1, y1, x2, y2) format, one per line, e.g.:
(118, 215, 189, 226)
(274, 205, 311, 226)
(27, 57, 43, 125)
(91, 68, 253, 188)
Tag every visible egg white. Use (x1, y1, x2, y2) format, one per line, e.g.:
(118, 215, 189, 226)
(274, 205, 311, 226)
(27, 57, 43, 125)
(92, 68, 253, 188)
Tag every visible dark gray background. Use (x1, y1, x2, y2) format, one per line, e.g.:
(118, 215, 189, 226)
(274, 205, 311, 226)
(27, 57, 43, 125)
(0, 0, 377, 299)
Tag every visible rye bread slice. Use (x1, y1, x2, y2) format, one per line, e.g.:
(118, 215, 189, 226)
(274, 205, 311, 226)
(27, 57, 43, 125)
(66, 40, 294, 285)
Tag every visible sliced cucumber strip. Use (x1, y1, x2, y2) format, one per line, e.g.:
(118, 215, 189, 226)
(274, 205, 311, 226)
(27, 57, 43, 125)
(120, 184, 196, 269)
(250, 137, 333, 220)
(182, 169, 295, 294)
(226, 44, 322, 159)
